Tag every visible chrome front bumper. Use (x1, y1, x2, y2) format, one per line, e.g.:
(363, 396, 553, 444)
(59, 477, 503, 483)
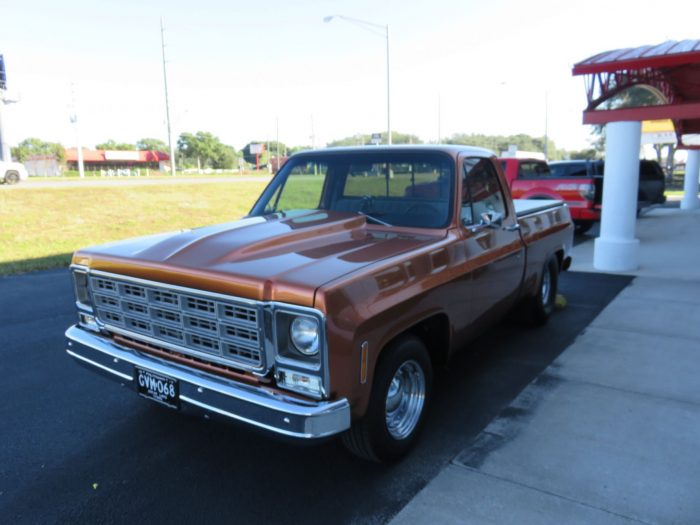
(65, 325, 350, 439)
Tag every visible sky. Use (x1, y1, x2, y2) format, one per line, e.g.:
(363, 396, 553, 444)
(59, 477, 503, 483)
(2, 0, 699, 153)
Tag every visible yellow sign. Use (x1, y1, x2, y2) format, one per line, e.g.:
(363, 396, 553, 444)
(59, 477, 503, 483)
(642, 120, 674, 133)
(641, 119, 676, 145)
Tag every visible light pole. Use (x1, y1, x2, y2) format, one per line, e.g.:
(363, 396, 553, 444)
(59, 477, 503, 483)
(324, 15, 391, 145)
(69, 83, 85, 178)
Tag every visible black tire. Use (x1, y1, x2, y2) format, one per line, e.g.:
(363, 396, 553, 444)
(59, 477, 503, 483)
(342, 335, 432, 463)
(4, 171, 20, 185)
(574, 221, 593, 234)
(528, 256, 559, 326)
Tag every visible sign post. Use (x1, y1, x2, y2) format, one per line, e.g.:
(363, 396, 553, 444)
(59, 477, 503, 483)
(250, 143, 264, 171)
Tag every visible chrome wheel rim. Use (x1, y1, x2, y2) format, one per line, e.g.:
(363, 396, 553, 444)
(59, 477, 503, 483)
(541, 267, 551, 303)
(385, 360, 426, 440)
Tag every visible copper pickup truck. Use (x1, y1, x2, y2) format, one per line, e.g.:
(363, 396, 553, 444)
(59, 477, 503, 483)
(66, 146, 573, 462)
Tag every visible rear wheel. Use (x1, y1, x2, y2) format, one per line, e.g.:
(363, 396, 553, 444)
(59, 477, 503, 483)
(574, 221, 593, 234)
(4, 171, 20, 185)
(528, 256, 559, 326)
(342, 335, 432, 462)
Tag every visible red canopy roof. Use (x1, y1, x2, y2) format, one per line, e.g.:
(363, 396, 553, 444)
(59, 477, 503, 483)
(573, 40, 700, 148)
(64, 149, 170, 163)
(573, 40, 700, 74)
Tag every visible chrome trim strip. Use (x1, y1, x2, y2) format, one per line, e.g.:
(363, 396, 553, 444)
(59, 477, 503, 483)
(179, 395, 325, 439)
(66, 348, 133, 381)
(65, 325, 350, 439)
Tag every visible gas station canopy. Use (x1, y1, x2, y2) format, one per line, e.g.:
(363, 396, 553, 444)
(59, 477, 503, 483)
(573, 40, 700, 148)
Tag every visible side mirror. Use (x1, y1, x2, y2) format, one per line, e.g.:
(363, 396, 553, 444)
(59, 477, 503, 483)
(479, 211, 503, 228)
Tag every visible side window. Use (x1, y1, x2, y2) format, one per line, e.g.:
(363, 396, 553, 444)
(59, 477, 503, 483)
(518, 162, 538, 178)
(536, 162, 552, 177)
(462, 158, 507, 226)
(518, 161, 551, 178)
(568, 163, 588, 177)
(269, 161, 328, 212)
(343, 161, 450, 198)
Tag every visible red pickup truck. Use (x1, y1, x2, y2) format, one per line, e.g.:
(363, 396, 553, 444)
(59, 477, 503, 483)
(500, 158, 667, 234)
(499, 158, 601, 233)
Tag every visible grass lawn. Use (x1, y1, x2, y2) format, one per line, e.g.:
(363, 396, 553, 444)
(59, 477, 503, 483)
(0, 181, 268, 275)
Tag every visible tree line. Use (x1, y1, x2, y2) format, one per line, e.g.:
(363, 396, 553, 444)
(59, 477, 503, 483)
(11, 130, 599, 169)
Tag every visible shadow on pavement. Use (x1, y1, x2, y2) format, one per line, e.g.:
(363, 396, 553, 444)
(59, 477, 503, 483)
(0, 271, 631, 524)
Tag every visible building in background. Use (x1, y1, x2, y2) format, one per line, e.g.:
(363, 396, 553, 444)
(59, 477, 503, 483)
(64, 148, 170, 173)
(24, 155, 61, 176)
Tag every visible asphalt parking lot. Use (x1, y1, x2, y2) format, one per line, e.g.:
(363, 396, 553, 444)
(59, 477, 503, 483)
(0, 268, 630, 524)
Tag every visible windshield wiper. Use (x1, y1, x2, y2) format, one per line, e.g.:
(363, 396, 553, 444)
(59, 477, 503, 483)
(359, 211, 392, 227)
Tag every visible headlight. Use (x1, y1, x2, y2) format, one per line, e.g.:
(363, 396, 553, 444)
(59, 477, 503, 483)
(72, 269, 92, 307)
(289, 316, 319, 356)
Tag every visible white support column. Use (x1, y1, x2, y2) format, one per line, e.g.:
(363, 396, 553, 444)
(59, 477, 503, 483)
(680, 149, 700, 210)
(593, 120, 642, 272)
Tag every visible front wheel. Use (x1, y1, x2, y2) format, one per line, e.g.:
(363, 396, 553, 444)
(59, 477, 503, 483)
(342, 335, 432, 462)
(4, 171, 20, 185)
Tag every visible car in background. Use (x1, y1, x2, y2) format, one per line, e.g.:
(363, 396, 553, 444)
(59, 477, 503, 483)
(550, 159, 666, 211)
(499, 158, 601, 233)
(0, 160, 29, 184)
(500, 158, 666, 234)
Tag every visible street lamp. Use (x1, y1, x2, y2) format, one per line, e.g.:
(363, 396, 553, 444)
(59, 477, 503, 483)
(324, 15, 392, 145)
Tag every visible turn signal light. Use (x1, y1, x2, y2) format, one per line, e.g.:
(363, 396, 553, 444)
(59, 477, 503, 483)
(79, 312, 99, 332)
(277, 368, 323, 398)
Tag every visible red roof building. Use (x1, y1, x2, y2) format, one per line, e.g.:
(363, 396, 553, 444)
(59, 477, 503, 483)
(64, 148, 170, 169)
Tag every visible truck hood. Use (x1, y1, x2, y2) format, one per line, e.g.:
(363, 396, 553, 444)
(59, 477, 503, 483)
(75, 210, 443, 307)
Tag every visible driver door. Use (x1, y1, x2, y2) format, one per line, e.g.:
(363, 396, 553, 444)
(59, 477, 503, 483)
(460, 157, 525, 327)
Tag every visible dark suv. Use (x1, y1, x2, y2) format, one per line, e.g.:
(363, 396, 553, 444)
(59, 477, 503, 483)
(549, 159, 666, 210)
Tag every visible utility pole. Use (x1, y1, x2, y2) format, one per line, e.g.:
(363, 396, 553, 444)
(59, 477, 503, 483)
(69, 83, 85, 178)
(385, 23, 391, 145)
(161, 18, 176, 176)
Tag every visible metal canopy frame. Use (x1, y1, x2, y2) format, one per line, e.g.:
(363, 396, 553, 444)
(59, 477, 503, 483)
(573, 40, 700, 149)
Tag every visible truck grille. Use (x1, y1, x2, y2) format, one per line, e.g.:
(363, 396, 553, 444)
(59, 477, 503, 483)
(90, 274, 265, 372)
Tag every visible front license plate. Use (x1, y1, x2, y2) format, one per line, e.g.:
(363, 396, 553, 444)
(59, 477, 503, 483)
(135, 367, 180, 409)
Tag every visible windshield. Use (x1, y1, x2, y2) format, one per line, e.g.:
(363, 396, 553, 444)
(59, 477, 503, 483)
(250, 152, 455, 228)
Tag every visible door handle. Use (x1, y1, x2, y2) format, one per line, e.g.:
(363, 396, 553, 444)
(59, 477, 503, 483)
(505, 223, 521, 232)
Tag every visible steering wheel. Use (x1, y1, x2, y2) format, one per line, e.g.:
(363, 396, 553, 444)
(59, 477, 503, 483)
(360, 194, 374, 213)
